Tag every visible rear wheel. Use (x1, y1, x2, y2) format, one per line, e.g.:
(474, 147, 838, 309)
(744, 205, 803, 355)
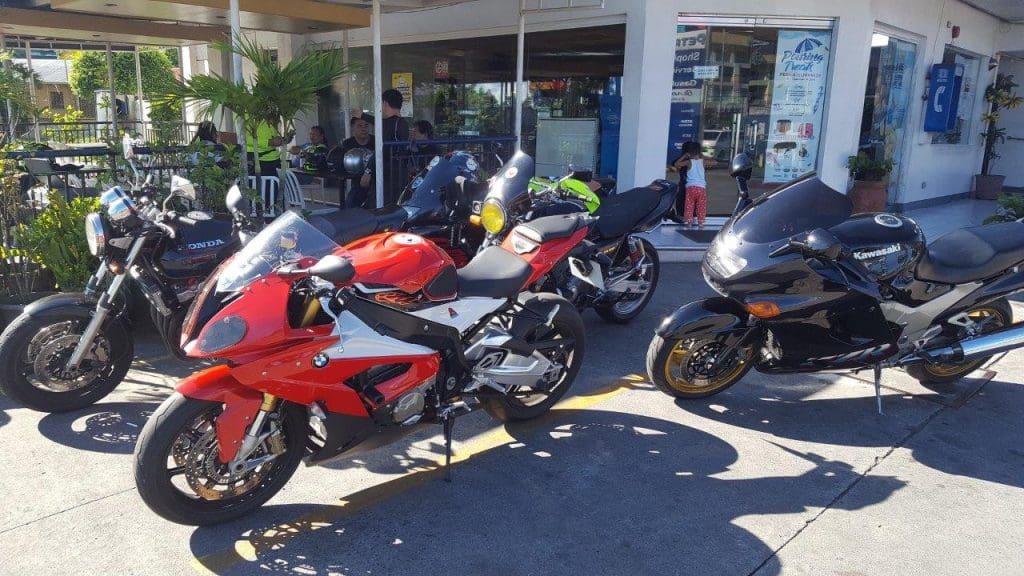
(907, 299, 1012, 384)
(595, 238, 660, 324)
(134, 393, 306, 526)
(646, 334, 753, 398)
(0, 314, 133, 413)
(482, 294, 585, 422)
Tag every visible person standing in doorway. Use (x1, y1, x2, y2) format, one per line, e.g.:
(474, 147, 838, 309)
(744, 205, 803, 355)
(672, 141, 714, 227)
(339, 113, 375, 208)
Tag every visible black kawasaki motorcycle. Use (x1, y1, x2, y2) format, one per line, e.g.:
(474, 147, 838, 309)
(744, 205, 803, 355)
(0, 177, 256, 412)
(647, 154, 1024, 412)
(477, 152, 676, 323)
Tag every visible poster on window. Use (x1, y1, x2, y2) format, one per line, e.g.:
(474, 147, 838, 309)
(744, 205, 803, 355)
(391, 72, 414, 118)
(765, 30, 832, 184)
(667, 27, 707, 165)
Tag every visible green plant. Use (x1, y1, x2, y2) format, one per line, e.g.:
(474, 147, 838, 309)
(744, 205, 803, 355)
(0, 50, 41, 138)
(187, 142, 241, 213)
(41, 105, 87, 143)
(985, 193, 1024, 223)
(980, 73, 1024, 176)
(846, 153, 894, 182)
(17, 192, 100, 291)
(0, 147, 46, 297)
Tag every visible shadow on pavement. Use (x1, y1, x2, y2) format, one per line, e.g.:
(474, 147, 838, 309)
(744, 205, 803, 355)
(37, 401, 157, 454)
(671, 373, 1024, 490)
(189, 409, 905, 575)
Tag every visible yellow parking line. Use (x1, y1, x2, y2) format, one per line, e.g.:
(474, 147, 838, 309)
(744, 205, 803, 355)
(191, 375, 647, 575)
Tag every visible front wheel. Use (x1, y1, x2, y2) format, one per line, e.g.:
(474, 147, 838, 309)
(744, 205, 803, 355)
(0, 314, 133, 412)
(482, 294, 585, 422)
(134, 393, 306, 526)
(595, 238, 660, 324)
(646, 334, 754, 398)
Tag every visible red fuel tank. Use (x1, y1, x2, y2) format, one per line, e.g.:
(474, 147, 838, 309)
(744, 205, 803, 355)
(342, 232, 457, 301)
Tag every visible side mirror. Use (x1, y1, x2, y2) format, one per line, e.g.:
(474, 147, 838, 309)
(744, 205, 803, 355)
(805, 228, 843, 260)
(308, 255, 355, 285)
(170, 175, 197, 201)
(226, 184, 251, 215)
(730, 153, 754, 180)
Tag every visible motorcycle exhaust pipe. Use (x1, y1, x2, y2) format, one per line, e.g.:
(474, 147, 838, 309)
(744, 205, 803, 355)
(909, 322, 1024, 365)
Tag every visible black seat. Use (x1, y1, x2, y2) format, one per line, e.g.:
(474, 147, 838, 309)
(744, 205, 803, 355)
(592, 186, 661, 240)
(517, 214, 589, 243)
(309, 206, 408, 246)
(457, 246, 533, 299)
(917, 221, 1024, 284)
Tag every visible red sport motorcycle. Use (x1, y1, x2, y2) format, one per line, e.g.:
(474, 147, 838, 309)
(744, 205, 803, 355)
(133, 207, 591, 525)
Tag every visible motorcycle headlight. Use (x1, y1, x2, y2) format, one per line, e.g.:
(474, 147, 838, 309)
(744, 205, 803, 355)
(198, 315, 248, 354)
(107, 196, 137, 223)
(84, 213, 108, 257)
(480, 199, 507, 235)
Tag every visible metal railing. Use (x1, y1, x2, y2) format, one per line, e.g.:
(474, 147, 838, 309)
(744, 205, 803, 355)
(3, 120, 202, 146)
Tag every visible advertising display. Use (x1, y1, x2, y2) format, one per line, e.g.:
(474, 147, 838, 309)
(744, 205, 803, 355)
(765, 30, 832, 183)
(391, 72, 414, 118)
(667, 27, 707, 165)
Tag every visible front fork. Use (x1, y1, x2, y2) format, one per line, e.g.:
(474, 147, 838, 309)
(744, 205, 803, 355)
(66, 238, 145, 370)
(227, 393, 282, 474)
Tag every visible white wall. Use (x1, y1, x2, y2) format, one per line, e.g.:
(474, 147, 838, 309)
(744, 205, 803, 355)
(990, 57, 1024, 188)
(297, 0, 1005, 203)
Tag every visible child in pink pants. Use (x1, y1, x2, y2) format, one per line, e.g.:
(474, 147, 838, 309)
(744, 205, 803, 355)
(673, 141, 714, 227)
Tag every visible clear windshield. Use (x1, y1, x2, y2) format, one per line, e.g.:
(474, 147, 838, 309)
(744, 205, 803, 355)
(729, 175, 851, 244)
(399, 151, 483, 209)
(486, 151, 535, 208)
(216, 211, 339, 293)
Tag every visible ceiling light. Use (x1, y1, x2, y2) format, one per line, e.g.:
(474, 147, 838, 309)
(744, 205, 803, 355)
(871, 33, 890, 48)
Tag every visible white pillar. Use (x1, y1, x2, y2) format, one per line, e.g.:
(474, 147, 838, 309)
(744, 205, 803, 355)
(372, 0, 385, 207)
(230, 0, 247, 179)
(343, 29, 351, 140)
(134, 46, 146, 140)
(106, 42, 117, 139)
(25, 40, 40, 141)
(514, 0, 525, 152)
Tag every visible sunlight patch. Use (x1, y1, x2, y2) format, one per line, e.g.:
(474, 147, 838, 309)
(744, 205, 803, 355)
(709, 404, 728, 414)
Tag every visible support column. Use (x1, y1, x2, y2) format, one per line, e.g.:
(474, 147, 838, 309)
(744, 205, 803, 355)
(230, 0, 247, 180)
(25, 40, 40, 141)
(106, 42, 117, 140)
(372, 0, 384, 207)
(514, 0, 525, 153)
(134, 46, 146, 140)
(343, 29, 351, 140)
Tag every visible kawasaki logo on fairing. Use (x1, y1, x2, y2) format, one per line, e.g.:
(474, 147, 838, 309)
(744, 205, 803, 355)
(853, 244, 900, 261)
(188, 239, 225, 250)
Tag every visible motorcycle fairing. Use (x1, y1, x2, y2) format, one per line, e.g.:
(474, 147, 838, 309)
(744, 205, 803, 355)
(175, 365, 264, 463)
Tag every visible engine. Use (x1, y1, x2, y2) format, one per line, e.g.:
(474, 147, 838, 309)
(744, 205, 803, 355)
(829, 213, 924, 280)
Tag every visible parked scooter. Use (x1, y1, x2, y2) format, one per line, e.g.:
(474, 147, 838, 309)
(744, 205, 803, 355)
(0, 177, 257, 412)
(647, 153, 1023, 412)
(133, 209, 591, 525)
(478, 152, 676, 323)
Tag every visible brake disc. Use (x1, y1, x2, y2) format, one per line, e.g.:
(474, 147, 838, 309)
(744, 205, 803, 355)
(183, 428, 266, 501)
(31, 334, 110, 392)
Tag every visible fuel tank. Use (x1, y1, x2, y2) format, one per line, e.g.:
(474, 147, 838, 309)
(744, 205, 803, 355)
(829, 213, 924, 280)
(158, 214, 239, 280)
(344, 232, 457, 302)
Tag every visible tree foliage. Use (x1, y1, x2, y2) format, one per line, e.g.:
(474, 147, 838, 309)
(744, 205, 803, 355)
(67, 48, 177, 101)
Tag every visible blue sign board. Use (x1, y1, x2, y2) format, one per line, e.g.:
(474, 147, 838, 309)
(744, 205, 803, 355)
(924, 63, 963, 133)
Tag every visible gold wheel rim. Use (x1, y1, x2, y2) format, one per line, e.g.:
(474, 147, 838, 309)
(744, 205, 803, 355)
(663, 340, 750, 394)
(924, 307, 1005, 377)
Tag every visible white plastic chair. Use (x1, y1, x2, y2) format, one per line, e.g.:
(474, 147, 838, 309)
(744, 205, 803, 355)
(279, 168, 334, 215)
(247, 174, 280, 218)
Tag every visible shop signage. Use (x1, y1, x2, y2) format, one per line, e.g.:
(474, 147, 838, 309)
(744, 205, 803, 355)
(391, 72, 414, 118)
(765, 30, 832, 184)
(924, 63, 964, 133)
(667, 27, 708, 164)
(693, 65, 720, 80)
(434, 58, 450, 81)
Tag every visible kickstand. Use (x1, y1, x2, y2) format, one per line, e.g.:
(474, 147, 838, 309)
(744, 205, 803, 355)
(873, 364, 884, 416)
(443, 415, 454, 483)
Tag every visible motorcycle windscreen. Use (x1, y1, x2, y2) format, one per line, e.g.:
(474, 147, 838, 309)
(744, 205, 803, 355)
(486, 151, 535, 211)
(399, 151, 484, 216)
(216, 212, 339, 293)
(729, 175, 852, 244)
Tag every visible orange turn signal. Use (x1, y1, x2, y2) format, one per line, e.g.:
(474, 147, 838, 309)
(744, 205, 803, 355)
(745, 301, 781, 319)
(469, 214, 482, 226)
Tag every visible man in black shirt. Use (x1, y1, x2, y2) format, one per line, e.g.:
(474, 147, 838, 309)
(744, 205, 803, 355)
(338, 114, 375, 208)
(381, 89, 410, 206)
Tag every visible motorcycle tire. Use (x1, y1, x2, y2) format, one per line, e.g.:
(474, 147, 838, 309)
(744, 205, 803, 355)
(906, 298, 1013, 384)
(482, 293, 585, 422)
(646, 334, 753, 398)
(134, 393, 306, 526)
(0, 314, 133, 413)
(595, 238, 660, 324)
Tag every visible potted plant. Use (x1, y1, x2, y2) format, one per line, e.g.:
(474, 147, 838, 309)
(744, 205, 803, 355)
(846, 152, 894, 213)
(16, 191, 100, 292)
(977, 73, 1023, 200)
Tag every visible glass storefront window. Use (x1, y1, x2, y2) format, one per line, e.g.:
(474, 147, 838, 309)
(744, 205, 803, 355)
(666, 20, 834, 216)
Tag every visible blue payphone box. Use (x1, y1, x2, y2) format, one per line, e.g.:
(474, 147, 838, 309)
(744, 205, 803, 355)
(924, 63, 964, 133)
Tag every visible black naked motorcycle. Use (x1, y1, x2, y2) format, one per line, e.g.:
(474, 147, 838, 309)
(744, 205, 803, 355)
(647, 153, 1024, 412)
(476, 152, 676, 323)
(0, 177, 257, 412)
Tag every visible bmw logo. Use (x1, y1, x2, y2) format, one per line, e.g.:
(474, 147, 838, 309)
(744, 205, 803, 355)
(312, 353, 329, 369)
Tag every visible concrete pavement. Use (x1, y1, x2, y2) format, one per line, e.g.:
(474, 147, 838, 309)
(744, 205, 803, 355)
(1, 263, 1023, 575)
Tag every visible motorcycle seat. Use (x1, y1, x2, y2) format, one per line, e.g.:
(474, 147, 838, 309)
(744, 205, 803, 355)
(917, 221, 1024, 284)
(592, 186, 662, 240)
(457, 246, 533, 299)
(517, 214, 589, 243)
(309, 206, 408, 247)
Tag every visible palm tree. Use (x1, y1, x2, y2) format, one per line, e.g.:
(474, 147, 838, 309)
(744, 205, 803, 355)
(163, 36, 361, 208)
(0, 51, 41, 143)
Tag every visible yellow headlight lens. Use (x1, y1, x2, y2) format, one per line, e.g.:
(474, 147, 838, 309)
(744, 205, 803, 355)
(480, 200, 507, 235)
